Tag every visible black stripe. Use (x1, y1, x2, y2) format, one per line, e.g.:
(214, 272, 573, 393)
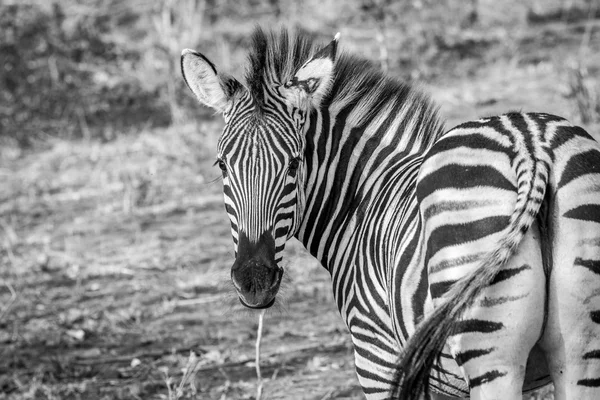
(453, 319, 504, 335)
(426, 216, 510, 264)
(451, 117, 516, 152)
(363, 387, 390, 395)
(559, 150, 600, 189)
(355, 365, 393, 388)
(274, 227, 288, 238)
(408, 214, 429, 333)
(337, 248, 355, 311)
(417, 165, 516, 202)
(224, 203, 236, 216)
(430, 280, 456, 299)
(506, 112, 530, 135)
(451, 120, 491, 129)
(534, 183, 545, 195)
(591, 310, 600, 324)
(548, 128, 572, 151)
(429, 372, 468, 394)
(564, 205, 600, 224)
(278, 197, 298, 209)
(578, 378, 600, 387)
(303, 108, 318, 195)
(480, 294, 528, 307)
(423, 200, 489, 220)
(490, 264, 530, 285)
(516, 167, 528, 181)
(276, 211, 294, 222)
(352, 343, 396, 369)
(551, 125, 595, 150)
(576, 258, 600, 275)
(424, 133, 510, 161)
(429, 253, 484, 274)
(570, 125, 595, 140)
(469, 370, 507, 388)
(583, 350, 600, 360)
(455, 348, 495, 366)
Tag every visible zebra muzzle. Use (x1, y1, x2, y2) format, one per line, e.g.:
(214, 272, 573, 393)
(231, 263, 283, 309)
(230, 230, 283, 309)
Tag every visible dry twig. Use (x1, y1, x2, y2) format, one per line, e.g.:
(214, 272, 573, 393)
(175, 351, 202, 399)
(255, 310, 266, 400)
(0, 280, 17, 321)
(194, 341, 348, 373)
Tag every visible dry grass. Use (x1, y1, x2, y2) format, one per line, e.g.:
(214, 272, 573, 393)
(566, 62, 600, 124)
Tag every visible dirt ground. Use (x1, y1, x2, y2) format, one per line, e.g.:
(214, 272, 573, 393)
(2, 18, 600, 400)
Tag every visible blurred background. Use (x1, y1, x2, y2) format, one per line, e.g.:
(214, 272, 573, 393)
(0, 0, 599, 399)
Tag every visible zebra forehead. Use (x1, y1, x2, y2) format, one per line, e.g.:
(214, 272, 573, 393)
(219, 114, 301, 154)
(218, 126, 300, 160)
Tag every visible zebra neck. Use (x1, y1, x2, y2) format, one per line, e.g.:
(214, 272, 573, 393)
(296, 101, 442, 274)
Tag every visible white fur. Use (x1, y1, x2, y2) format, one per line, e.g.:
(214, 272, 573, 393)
(181, 49, 229, 112)
(286, 55, 335, 109)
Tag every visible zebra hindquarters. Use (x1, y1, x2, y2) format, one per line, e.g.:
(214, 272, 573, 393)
(417, 132, 547, 399)
(437, 221, 546, 400)
(541, 127, 600, 400)
(424, 202, 546, 399)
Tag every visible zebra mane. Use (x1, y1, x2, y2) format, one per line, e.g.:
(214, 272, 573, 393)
(245, 27, 317, 107)
(245, 27, 444, 146)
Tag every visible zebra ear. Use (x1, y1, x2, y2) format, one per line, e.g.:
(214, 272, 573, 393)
(181, 49, 242, 113)
(284, 33, 340, 107)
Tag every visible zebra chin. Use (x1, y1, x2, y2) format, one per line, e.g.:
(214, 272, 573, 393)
(238, 293, 277, 309)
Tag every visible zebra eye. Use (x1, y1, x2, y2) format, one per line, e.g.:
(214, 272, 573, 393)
(288, 158, 300, 172)
(217, 160, 227, 172)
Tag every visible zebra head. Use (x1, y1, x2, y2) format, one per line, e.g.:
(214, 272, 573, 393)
(181, 31, 338, 309)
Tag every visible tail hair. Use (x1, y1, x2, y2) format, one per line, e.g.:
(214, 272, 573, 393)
(390, 154, 550, 400)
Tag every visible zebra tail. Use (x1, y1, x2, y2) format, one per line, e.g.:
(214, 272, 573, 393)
(390, 155, 550, 400)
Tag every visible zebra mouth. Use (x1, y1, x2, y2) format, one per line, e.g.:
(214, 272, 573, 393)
(233, 265, 283, 309)
(238, 296, 276, 309)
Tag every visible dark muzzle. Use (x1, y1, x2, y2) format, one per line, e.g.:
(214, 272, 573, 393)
(230, 231, 283, 309)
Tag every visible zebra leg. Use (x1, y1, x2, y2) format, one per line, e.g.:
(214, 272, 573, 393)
(541, 132, 600, 400)
(440, 223, 545, 400)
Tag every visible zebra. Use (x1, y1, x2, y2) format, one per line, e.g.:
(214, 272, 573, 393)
(181, 27, 600, 399)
